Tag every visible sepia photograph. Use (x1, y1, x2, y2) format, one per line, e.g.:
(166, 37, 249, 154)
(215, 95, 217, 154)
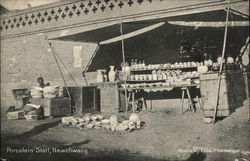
(0, 0, 249, 161)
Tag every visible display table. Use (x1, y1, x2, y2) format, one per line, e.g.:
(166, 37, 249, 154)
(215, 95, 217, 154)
(200, 71, 247, 117)
(119, 84, 200, 113)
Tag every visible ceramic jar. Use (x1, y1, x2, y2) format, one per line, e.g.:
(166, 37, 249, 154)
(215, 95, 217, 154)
(163, 74, 167, 80)
(97, 70, 104, 83)
(207, 59, 213, 66)
(153, 74, 158, 80)
(135, 75, 139, 80)
(217, 57, 225, 64)
(158, 75, 163, 80)
(130, 75, 135, 80)
(227, 57, 234, 63)
(108, 66, 116, 82)
(148, 75, 153, 80)
(124, 66, 131, 76)
(139, 75, 144, 80)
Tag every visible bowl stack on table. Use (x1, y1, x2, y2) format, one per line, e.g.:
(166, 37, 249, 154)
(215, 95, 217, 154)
(30, 87, 43, 98)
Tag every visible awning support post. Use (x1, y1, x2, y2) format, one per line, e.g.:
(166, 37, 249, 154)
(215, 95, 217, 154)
(213, 2, 230, 124)
(119, 8, 129, 119)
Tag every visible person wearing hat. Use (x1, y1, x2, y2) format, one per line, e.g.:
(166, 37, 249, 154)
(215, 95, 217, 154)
(37, 77, 50, 88)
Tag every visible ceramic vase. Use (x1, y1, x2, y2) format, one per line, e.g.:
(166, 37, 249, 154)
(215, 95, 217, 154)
(108, 66, 116, 82)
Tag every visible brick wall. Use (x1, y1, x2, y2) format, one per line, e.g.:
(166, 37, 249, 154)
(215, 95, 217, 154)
(0, 34, 98, 108)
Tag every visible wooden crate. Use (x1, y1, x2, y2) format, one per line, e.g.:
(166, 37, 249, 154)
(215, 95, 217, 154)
(31, 97, 71, 117)
(200, 71, 246, 117)
(7, 111, 25, 119)
(63, 86, 100, 114)
(91, 82, 120, 113)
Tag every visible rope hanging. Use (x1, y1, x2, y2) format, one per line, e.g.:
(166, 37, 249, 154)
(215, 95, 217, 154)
(51, 45, 79, 87)
(82, 45, 100, 86)
(48, 40, 72, 100)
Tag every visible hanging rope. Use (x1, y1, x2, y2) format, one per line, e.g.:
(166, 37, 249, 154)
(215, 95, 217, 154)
(50, 45, 79, 87)
(82, 44, 100, 86)
(48, 40, 72, 100)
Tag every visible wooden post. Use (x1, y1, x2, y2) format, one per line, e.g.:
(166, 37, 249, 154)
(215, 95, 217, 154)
(243, 72, 250, 120)
(212, 3, 230, 124)
(119, 9, 129, 118)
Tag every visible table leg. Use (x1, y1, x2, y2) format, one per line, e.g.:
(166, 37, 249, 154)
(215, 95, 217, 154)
(150, 100, 153, 111)
(128, 92, 131, 111)
(142, 97, 148, 112)
(186, 88, 194, 112)
(196, 95, 202, 109)
(181, 89, 185, 114)
(132, 92, 135, 112)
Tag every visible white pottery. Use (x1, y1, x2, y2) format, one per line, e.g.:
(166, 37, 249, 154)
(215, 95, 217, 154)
(96, 70, 104, 83)
(108, 66, 116, 82)
(227, 57, 234, 63)
(197, 66, 208, 73)
(153, 74, 158, 80)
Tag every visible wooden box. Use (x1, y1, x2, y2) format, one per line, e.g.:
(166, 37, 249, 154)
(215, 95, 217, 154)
(12, 88, 30, 108)
(63, 86, 100, 114)
(7, 111, 25, 119)
(119, 90, 127, 112)
(31, 97, 71, 117)
(200, 71, 246, 117)
(92, 82, 120, 113)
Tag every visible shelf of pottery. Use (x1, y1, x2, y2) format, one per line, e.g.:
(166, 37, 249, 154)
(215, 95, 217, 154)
(119, 60, 210, 90)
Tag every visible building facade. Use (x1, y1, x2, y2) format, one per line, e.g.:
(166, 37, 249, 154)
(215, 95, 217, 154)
(1, 0, 248, 108)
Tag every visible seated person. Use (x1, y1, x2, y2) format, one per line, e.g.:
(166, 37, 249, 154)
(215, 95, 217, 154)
(37, 77, 50, 88)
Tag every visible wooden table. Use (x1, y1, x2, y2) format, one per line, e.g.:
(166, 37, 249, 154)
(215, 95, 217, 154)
(119, 84, 200, 113)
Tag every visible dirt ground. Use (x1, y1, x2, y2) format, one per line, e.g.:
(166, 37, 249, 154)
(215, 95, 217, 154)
(1, 100, 250, 161)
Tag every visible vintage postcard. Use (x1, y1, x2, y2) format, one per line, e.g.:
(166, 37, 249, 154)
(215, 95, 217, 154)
(0, 0, 249, 161)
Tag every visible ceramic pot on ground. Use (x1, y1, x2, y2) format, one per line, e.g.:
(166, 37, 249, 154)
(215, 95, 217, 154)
(108, 66, 116, 82)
